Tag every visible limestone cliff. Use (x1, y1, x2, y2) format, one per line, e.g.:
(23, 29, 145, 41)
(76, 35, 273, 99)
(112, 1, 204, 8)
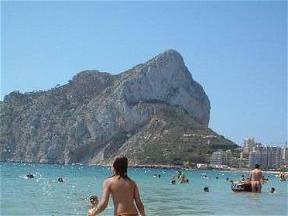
(0, 50, 236, 165)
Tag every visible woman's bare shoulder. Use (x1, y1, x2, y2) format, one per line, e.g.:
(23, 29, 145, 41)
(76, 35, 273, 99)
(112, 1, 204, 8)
(129, 178, 137, 186)
(104, 177, 114, 185)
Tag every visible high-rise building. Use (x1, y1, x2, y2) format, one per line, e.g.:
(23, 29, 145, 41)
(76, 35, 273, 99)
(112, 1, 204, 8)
(225, 150, 233, 166)
(281, 142, 288, 165)
(259, 147, 268, 169)
(242, 138, 256, 158)
(249, 147, 261, 168)
(267, 146, 282, 169)
(210, 149, 233, 166)
(247, 141, 283, 169)
(210, 150, 225, 165)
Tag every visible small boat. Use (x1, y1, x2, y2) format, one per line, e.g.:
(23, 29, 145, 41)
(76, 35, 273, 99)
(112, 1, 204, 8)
(231, 182, 252, 192)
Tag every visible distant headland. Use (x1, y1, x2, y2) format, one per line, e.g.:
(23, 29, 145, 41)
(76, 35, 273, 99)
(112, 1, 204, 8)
(0, 50, 237, 165)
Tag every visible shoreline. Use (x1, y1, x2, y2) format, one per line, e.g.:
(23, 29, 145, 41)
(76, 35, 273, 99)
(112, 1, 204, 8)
(1, 161, 285, 174)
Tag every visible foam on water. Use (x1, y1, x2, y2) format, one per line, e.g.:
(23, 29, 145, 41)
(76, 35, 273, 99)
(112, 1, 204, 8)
(1, 162, 287, 215)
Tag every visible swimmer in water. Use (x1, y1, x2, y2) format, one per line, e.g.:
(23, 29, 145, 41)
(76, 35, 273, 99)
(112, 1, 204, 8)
(178, 173, 188, 184)
(26, 174, 34, 179)
(270, 187, 275, 193)
(58, 177, 64, 183)
(88, 195, 99, 216)
(177, 170, 182, 179)
(249, 164, 264, 193)
(203, 187, 209, 192)
(171, 176, 176, 185)
(279, 172, 286, 181)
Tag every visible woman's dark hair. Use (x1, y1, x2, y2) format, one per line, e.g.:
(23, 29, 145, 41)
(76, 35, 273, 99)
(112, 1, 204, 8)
(112, 155, 130, 180)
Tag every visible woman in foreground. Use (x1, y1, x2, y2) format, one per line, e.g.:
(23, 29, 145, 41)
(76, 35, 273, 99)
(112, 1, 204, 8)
(89, 156, 145, 216)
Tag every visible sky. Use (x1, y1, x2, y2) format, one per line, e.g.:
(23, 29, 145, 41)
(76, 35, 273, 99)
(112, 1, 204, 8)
(1, 1, 287, 146)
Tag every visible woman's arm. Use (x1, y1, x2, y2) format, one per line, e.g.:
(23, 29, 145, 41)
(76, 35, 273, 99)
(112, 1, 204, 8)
(90, 179, 111, 216)
(260, 171, 265, 183)
(134, 182, 145, 216)
(249, 171, 252, 181)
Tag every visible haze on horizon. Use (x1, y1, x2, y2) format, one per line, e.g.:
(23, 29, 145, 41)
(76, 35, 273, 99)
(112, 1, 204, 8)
(1, 1, 287, 146)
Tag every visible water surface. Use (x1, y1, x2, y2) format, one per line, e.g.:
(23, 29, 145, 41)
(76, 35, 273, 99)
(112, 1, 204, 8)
(1, 162, 287, 215)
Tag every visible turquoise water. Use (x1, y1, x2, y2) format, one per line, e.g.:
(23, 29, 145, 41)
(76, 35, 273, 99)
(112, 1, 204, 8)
(1, 162, 287, 215)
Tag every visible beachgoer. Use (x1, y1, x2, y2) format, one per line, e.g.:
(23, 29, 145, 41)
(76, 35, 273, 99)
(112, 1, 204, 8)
(226, 177, 229, 181)
(249, 164, 264, 193)
(202, 175, 208, 179)
(270, 187, 275, 193)
(177, 170, 183, 179)
(171, 176, 176, 184)
(204, 187, 209, 192)
(89, 156, 145, 216)
(88, 195, 99, 216)
(279, 172, 286, 181)
(178, 173, 188, 184)
(26, 174, 34, 179)
(89, 195, 99, 205)
(58, 177, 64, 183)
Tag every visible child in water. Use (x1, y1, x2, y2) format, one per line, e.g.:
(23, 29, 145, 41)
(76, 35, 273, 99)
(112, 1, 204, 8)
(88, 195, 99, 216)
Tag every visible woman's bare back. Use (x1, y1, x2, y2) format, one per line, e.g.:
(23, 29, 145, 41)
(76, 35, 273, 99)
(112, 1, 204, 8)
(250, 169, 263, 181)
(108, 176, 138, 215)
(89, 155, 145, 216)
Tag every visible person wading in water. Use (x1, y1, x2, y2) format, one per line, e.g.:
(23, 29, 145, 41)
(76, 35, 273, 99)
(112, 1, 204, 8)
(249, 164, 264, 193)
(89, 156, 145, 216)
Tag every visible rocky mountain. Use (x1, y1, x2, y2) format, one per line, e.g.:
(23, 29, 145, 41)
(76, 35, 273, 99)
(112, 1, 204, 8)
(0, 50, 237, 165)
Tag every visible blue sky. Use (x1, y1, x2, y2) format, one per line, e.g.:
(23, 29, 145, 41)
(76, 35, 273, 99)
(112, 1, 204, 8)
(1, 1, 287, 146)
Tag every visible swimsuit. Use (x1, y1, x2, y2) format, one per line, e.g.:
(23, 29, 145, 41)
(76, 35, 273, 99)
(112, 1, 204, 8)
(116, 213, 138, 216)
(251, 180, 262, 192)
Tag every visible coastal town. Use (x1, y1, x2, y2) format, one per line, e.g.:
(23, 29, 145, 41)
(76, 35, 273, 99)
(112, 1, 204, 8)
(195, 138, 288, 171)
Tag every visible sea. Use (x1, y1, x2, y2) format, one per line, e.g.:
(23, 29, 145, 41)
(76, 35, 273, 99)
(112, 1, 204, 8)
(1, 162, 287, 216)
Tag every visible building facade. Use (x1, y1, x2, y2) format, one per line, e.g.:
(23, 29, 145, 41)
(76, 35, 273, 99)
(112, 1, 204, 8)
(248, 144, 283, 169)
(281, 142, 288, 166)
(210, 150, 232, 167)
(242, 138, 256, 158)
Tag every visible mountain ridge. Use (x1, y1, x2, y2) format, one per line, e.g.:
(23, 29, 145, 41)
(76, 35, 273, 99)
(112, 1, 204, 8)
(0, 49, 237, 165)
